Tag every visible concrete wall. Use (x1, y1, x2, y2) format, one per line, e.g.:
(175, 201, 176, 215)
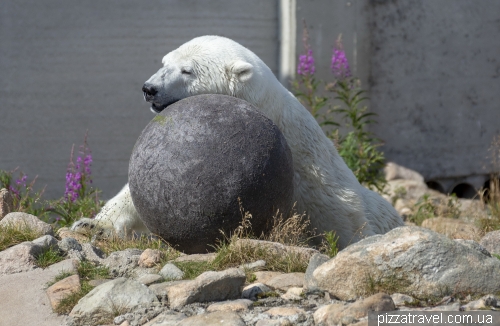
(368, 0, 500, 194)
(0, 0, 279, 199)
(296, 0, 500, 195)
(1, 0, 499, 200)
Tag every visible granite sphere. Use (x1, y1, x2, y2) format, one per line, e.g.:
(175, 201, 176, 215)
(128, 94, 294, 253)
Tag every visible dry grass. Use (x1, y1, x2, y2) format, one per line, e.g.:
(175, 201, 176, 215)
(210, 205, 314, 273)
(0, 222, 42, 251)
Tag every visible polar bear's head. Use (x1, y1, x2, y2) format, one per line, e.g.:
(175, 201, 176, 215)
(142, 35, 277, 114)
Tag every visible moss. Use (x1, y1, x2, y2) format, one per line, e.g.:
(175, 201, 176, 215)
(152, 115, 173, 126)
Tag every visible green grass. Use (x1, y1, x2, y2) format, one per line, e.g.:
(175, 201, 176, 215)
(173, 261, 214, 280)
(0, 223, 43, 251)
(54, 281, 94, 315)
(51, 260, 111, 315)
(35, 247, 65, 268)
(46, 271, 75, 288)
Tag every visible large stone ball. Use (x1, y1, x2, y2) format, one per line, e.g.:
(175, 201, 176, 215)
(129, 94, 294, 254)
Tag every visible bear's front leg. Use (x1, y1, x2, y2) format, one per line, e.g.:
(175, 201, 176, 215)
(70, 183, 149, 238)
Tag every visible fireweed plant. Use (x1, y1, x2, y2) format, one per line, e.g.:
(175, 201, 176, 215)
(0, 169, 48, 219)
(292, 26, 387, 191)
(48, 132, 103, 227)
(0, 133, 103, 228)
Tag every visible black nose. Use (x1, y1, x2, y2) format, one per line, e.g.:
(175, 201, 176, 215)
(142, 83, 158, 96)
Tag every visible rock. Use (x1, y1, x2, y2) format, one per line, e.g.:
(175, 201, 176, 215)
(265, 272, 305, 291)
(0, 259, 77, 326)
(0, 241, 43, 274)
(480, 230, 500, 256)
(311, 226, 500, 301)
(158, 263, 184, 281)
(58, 237, 82, 253)
(0, 212, 53, 236)
(253, 271, 283, 284)
(102, 249, 142, 277)
(88, 279, 111, 287)
(80, 243, 105, 263)
(304, 253, 330, 292)
(281, 287, 303, 301)
(242, 283, 272, 300)
(69, 277, 158, 325)
(0, 188, 14, 220)
(314, 293, 395, 325)
(148, 280, 189, 299)
(172, 253, 216, 263)
(207, 299, 253, 312)
(240, 260, 266, 271)
(265, 306, 305, 317)
(56, 227, 90, 243)
(142, 311, 187, 326)
(421, 217, 480, 240)
(263, 307, 307, 324)
(461, 295, 499, 311)
(167, 268, 246, 309)
(137, 273, 163, 286)
(177, 311, 245, 326)
(390, 293, 415, 306)
(128, 94, 294, 254)
(454, 239, 491, 256)
(233, 239, 319, 261)
(46, 274, 81, 310)
(32, 235, 58, 249)
(384, 162, 424, 182)
(384, 179, 442, 201)
(138, 249, 164, 268)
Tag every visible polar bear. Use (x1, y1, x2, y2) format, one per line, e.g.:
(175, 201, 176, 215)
(72, 35, 403, 248)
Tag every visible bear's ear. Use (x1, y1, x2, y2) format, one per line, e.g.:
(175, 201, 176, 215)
(230, 61, 253, 83)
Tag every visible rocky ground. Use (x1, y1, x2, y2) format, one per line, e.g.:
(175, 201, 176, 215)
(1, 163, 500, 326)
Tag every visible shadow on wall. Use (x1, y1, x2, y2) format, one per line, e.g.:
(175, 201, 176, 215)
(426, 175, 492, 200)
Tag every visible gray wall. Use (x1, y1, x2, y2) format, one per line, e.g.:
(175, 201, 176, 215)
(0, 0, 279, 199)
(296, 0, 500, 194)
(1, 0, 499, 200)
(369, 0, 500, 192)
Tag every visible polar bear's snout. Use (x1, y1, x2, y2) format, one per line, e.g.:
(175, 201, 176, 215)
(142, 83, 158, 101)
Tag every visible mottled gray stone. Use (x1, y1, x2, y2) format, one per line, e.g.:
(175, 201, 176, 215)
(69, 277, 158, 324)
(311, 226, 500, 301)
(168, 268, 246, 309)
(0, 212, 53, 236)
(32, 235, 58, 249)
(0, 188, 14, 220)
(102, 249, 142, 277)
(177, 311, 245, 326)
(242, 283, 272, 300)
(480, 230, 500, 256)
(304, 253, 330, 292)
(0, 242, 43, 274)
(58, 237, 82, 253)
(136, 273, 163, 286)
(129, 94, 294, 254)
(158, 263, 184, 281)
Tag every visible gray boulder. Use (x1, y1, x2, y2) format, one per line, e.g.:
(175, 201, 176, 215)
(0, 188, 14, 220)
(102, 249, 142, 277)
(309, 226, 500, 301)
(69, 277, 158, 325)
(167, 267, 246, 309)
(480, 230, 500, 256)
(0, 212, 53, 236)
(158, 263, 184, 281)
(129, 94, 294, 254)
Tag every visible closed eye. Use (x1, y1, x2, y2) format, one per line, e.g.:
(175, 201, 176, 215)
(181, 67, 192, 75)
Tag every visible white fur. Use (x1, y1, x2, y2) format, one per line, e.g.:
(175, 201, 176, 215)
(72, 36, 403, 248)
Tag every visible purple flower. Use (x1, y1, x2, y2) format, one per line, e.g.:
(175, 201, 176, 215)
(331, 36, 351, 80)
(298, 49, 316, 76)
